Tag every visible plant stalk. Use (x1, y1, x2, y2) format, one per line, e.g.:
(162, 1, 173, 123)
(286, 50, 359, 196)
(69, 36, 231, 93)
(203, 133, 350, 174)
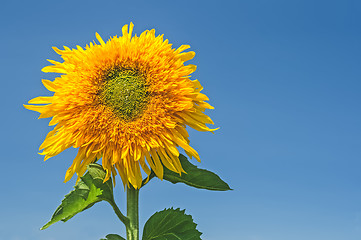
(108, 200, 129, 227)
(126, 185, 139, 240)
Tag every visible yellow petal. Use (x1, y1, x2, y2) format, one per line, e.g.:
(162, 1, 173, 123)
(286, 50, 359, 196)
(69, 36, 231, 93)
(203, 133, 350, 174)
(42, 79, 58, 92)
(188, 64, 197, 73)
(128, 22, 134, 37)
(176, 45, 190, 53)
(95, 32, 106, 46)
(179, 51, 195, 62)
(28, 96, 53, 104)
(122, 24, 129, 37)
(23, 104, 49, 114)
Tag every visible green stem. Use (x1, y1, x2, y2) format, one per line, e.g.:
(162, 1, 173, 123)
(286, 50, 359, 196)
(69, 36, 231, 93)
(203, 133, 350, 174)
(108, 200, 130, 227)
(126, 185, 139, 240)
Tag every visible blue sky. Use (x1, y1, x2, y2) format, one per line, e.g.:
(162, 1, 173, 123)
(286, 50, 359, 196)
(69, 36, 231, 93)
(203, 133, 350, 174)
(1, 0, 361, 239)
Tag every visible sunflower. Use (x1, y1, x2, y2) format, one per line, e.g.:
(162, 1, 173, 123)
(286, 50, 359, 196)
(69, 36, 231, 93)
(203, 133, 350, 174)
(25, 23, 216, 189)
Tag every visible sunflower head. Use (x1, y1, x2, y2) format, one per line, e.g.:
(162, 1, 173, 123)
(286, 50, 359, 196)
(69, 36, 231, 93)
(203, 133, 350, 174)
(25, 23, 217, 189)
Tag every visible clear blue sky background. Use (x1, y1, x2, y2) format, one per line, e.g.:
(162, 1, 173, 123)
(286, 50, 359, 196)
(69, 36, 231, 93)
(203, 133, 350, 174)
(1, 0, 360, 239)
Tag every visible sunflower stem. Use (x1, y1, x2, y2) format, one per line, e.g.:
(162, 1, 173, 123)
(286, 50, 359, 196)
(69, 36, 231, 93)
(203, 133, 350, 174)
(126, 185, 139, 240)
(108, 200, 130, 227)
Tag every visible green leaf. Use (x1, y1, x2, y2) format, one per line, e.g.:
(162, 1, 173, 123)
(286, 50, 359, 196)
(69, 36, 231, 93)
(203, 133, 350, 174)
(163, 154, 232, 191)
(142, 208, 202, 240)
(41, 163, 114, 230)
(100, 234, 126, 240)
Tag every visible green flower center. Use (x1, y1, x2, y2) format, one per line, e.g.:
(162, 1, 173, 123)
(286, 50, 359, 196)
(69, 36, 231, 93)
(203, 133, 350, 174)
(100, 68, 149, 121)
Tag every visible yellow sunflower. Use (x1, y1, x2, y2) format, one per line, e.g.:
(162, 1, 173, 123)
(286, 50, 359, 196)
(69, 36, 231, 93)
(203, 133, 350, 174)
(25, 23, 216, 189)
